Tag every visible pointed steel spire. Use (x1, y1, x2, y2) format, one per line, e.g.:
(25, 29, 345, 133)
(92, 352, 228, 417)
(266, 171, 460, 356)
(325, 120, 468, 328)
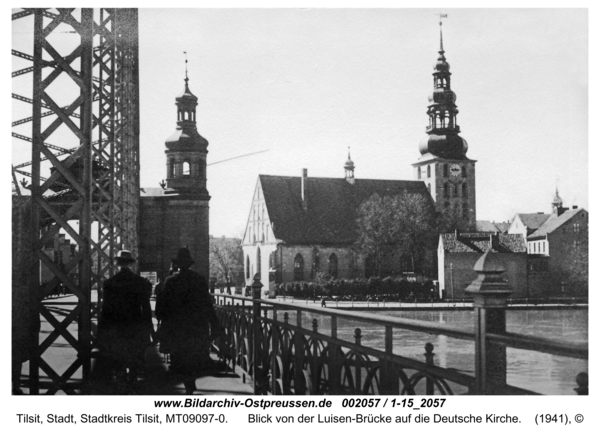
(437, 13, 448, 57)
(439, 19, 444, 53)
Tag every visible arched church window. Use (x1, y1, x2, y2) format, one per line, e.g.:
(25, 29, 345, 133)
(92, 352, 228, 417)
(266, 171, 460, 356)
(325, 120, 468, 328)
(169, 160, 175, 178)
(443, 164, 449, 177)
(462, 183, 467, 198)
(246, 255, 250, 279)
(427, 165, 431, 177)
(328, 253, 338, 279)
(427, 184, 431, 195)
(183, 160, 190, 176)
(444, 183, 449, 198)
(453, 184, 458, 197)
(462, 166, 467, 177)
(418, 167, 422, 179)
(294, 254, 304, 281)
(463, 203, 469, 220)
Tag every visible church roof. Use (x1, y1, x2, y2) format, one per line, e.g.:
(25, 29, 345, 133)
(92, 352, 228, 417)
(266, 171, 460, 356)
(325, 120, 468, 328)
(440, 232, 526, 253)
(259, 175, 432, 245)
(528, 208, 585, 239)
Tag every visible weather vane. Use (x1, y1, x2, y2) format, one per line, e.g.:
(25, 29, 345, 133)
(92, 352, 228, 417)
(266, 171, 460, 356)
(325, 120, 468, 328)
(437, 12, 448, 26)
(184, 51, 188, 83)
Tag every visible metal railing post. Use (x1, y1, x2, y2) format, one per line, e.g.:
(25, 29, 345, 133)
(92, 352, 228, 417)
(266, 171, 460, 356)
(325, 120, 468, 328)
(466, 251, 512, 395)
(251, 273, 263, 395)
(424, 343, 435, 395)
(379, 325, 399, 394)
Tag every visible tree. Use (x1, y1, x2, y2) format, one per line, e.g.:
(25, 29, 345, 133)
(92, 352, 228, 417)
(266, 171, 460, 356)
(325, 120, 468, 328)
(209, 237, 243, 292)
(354, 193, 437, 277)
(436, 207, 476, 233)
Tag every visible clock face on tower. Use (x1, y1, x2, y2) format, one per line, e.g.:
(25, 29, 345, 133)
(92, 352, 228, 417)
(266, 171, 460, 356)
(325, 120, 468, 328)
(449, 164, 461, 177)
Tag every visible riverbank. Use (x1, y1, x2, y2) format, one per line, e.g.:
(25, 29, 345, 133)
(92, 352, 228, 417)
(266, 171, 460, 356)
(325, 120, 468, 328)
(213, 295, 588, 311)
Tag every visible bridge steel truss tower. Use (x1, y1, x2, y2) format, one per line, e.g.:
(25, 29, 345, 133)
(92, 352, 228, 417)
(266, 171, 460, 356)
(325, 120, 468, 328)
(12, 8, 140, 394)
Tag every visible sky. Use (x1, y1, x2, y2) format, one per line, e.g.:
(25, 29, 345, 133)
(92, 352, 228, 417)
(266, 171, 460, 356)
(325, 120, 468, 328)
(11, 7, 589, 239)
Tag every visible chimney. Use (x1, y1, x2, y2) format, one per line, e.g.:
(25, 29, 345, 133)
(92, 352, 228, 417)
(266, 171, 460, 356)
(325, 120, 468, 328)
(490, 233, 499, 251)
(301, 168, 308, 211)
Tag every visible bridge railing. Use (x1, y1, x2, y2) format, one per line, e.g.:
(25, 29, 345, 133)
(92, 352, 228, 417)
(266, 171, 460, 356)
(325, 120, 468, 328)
(211, 286, 587, 396)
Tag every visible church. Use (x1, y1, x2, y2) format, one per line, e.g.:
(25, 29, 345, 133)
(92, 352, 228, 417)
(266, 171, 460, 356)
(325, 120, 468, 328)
(242, 26, 477, 294)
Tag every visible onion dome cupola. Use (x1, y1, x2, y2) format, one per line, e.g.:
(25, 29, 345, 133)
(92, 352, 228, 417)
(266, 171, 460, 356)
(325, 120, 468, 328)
(551, 187, 565, 215)
(552, 188, 563, 208)
(164, 58, 210, 198)
(344, 147, 355, 184)
(419, 22, 469, 160)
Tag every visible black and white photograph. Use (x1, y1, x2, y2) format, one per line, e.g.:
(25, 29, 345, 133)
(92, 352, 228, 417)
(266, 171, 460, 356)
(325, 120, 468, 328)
(8, 3, 592, 424)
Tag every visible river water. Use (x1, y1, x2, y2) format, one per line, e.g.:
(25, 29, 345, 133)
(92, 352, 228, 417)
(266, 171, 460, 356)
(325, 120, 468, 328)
(290, 309, 588, 395)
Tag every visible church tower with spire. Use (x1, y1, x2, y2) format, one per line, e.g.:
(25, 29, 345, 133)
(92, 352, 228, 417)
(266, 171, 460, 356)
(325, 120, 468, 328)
(412, 21, 476, 229)
(164, 61, 209, 198)
(138, 59, 211, 282)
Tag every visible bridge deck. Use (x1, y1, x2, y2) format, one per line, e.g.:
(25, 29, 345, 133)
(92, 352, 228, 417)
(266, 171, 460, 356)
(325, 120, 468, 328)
(16, 295, 254, 396)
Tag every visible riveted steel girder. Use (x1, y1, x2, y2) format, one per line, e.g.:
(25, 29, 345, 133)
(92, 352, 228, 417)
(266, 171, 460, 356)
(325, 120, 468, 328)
(12, 8, 140, 394)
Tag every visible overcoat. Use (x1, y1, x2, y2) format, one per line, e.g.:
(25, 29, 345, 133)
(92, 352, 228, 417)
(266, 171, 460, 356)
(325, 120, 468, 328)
(98, 268, 153, 362)
(155, 269, 219, 356)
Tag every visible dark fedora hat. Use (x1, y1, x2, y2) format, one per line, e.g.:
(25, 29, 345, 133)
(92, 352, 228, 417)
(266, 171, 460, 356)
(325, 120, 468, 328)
(114, 250, 136, 263)
(173, 247, 195, 268)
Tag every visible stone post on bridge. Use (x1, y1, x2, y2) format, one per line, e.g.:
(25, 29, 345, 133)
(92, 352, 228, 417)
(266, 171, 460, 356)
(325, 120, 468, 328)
(465, 250, 513, 395)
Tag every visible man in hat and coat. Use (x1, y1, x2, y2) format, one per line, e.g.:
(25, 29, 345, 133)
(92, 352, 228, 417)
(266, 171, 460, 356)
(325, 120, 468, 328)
(97, 250, 155, 389)
(155, 247, 220, 394)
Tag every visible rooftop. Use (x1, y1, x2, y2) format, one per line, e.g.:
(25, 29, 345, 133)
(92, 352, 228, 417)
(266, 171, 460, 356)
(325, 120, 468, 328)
(260, 175, 433, 245)
(440, 232, 526, 253)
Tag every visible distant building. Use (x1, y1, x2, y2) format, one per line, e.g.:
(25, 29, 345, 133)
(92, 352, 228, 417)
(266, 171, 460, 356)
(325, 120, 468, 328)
(138, 72, 211, 284)
(523, 191, 588, 296)
(41, 233, 78, 286)
(508, 213, 551, 247)
(475, 220, 509, 233)
(437, 231, 527, 299)
(242, 166, 434, 295)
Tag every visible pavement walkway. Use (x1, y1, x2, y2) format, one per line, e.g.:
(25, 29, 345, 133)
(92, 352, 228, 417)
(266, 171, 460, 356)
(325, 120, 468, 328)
(17, 295, 254, 396)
